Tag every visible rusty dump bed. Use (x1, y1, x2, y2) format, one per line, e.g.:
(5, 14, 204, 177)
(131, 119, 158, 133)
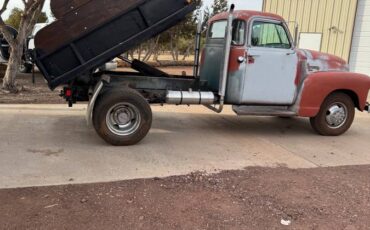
(33, 0, 195, 90)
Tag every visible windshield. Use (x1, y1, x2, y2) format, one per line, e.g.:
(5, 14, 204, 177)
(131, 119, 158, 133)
(251, 21, 291, 49)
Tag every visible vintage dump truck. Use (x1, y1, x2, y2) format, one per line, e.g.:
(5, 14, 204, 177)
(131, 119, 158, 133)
(32, 0, 370, 145)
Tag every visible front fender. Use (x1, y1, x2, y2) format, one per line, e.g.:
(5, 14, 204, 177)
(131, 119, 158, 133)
(298, 72, 370, 117)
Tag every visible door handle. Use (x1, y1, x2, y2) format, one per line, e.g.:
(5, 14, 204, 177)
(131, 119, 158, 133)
(237, 56, 246, 63)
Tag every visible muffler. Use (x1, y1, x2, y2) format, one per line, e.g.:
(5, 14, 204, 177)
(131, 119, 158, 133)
(166, 90, 215, 105)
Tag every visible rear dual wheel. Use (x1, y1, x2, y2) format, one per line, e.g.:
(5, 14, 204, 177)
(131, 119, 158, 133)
(310, 93, 355, 136)
(93, 88, 152, 146)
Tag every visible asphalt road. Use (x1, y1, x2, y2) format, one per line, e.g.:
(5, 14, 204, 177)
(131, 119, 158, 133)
(0, 104, 369, 189)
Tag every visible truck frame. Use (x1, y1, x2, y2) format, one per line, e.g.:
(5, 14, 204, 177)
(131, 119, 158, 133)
(32, 0, 370, 145)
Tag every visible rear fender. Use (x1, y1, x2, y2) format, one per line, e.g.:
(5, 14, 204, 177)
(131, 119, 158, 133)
(297, 72, 370, 117)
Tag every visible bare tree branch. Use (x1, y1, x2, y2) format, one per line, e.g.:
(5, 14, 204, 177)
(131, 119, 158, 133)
(0, 0, 10, 15)
(25, 0, 43, 15)
(25, 1, 44, 36)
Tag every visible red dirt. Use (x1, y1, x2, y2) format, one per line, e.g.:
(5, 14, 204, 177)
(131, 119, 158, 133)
(1, 166, 370, 229)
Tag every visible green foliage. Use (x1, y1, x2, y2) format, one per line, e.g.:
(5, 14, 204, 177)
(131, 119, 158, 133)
(5, 8, 48, 29)
(38, 11, 49, 24)
(154, 0, 204, 60)
(4, 8, 22, 29)
(211, 0, 228, 16)
(203, 6, 210, 26)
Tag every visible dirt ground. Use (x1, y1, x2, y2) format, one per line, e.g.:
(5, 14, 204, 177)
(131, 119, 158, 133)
(1, 166, 370, 229)
(0, 72, 64, 104)
(0, 66, 194, 104)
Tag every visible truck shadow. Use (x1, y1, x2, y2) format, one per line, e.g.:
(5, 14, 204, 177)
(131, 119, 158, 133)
(151, 112, 314, 137)
(51, 111, 362, 147)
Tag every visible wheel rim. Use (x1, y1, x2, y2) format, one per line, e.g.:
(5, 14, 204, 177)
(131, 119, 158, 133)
(325, 102, 348, 129)
(106, 102, 141, 136)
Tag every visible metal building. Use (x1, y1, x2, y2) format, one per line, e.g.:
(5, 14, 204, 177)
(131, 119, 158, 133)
(263, 0, 370, 75)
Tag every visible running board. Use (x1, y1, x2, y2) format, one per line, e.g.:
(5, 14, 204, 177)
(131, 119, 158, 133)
(233, 105, 296, 116)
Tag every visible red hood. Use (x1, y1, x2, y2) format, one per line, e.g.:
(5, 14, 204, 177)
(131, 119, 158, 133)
(297, 49, 349, 72)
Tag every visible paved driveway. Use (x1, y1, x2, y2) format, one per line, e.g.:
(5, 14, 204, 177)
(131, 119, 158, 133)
(0, 104, 369, 189)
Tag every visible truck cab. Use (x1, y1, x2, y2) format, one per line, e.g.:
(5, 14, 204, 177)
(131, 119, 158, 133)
(198, 10, 370, 136)
(201, 11, 298, 105)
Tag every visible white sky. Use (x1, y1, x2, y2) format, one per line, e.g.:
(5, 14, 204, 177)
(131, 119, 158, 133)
(1, 0, 52, 19)
(203, 0, 263, 11)
(1, 0, 262, 19)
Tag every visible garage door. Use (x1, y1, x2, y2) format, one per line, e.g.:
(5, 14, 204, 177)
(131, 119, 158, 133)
(350, 0, 370, 75)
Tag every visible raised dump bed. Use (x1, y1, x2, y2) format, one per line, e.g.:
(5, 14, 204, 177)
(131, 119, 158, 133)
(33, 0, 196, 90)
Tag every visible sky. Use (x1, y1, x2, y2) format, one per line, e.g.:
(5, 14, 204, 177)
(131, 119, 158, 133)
(1, 0, 263, 20)
(1, 0, 52, 19)
(203, 0, 263, 11)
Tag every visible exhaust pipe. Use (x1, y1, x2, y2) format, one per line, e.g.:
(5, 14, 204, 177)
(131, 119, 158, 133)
(166, 90, 215, 105)
(205, 4, 235, 113)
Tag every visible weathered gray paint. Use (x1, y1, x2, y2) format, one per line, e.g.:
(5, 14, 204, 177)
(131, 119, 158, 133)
(201, 17, 298, 105)
(199, 39, 225, 92)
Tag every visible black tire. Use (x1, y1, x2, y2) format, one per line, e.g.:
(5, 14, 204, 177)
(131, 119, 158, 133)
(93, 88, 152, 146)
(18, 62, 32, 73)
(310, 92, 355, 136)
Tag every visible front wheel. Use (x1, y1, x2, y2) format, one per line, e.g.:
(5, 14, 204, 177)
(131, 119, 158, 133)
(310, 93, 355, 136)
(93, 88, 152, 146)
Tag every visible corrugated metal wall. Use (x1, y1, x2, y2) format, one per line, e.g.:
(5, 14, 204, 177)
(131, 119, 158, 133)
(263, 0, 358, 61)
(349, 0, 370, 75)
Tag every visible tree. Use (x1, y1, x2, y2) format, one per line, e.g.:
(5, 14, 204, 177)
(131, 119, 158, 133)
(0, 0, 46, 92)
(5, 7, 48, 29)
(129, 0, 209, 62)
(211, 0, 228, 16)
(160, 0, 203, 61)
(202, 6, 210, 30)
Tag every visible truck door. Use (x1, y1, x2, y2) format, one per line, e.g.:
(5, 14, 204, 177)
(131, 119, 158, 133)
(242, 19, 298, 105)
(200, 19, 247, 103)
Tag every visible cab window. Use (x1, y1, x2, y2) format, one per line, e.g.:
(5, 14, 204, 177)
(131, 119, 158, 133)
(209, 20, 227, 39)
(232, 20, 245, 45)
(208, 20, 246, 45)
(251, 21, 291, 49)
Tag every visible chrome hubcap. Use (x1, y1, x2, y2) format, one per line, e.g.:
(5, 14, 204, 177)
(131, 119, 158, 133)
(106, 103, 141, 136)
(325, 103, 348, 129)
